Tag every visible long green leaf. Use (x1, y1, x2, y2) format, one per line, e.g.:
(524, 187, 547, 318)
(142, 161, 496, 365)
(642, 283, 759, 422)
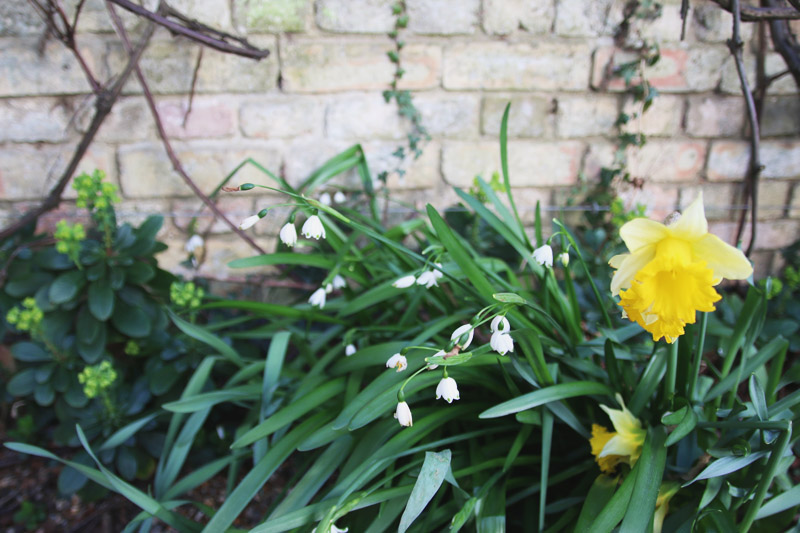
(480, 382, 613, 419)
(398, 450, 452, 532)
(619, 426, 666, 532)
(169, 311, 243, 367)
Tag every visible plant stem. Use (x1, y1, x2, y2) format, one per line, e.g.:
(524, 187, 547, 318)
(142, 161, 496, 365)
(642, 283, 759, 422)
(688, 312, 709, 403)
(665, 339, 678, 408)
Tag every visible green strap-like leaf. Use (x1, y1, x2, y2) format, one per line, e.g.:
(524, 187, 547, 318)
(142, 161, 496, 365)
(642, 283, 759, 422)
(480, 381, 613, 419)
(398, 450, 452, 533)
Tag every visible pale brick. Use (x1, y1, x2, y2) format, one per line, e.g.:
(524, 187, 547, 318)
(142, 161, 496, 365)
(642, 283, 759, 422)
(78, 97, 154, 143)
(720, 53, 756, 95)
(282, 139, 353, 187)
(617, 182, 680, 222)
(592, 46, 729, 93)
(0, 38, 102, 97)
(195, 36, 278, 93)
(0, 98, 74, 142)
(582, 142, 615, 180)
(790, 183, 800, 218)
(677, 183, 737, 221)
(240, 97, 324, 139)
(638, 3, 686, 42)
(686, 96, 746, 138)
(708, 219, 800, 251)
(0, 1, 43, 36)
(555, 0, 622, 38)
(158, 97, 238, 139)
(482, 96, 556, 138)
(558, 95, 619, 138)
(0, 143, 115, 200)
(116, 199, 173, 227)
(765, 52, 800, 96)
(442, 141, 582, 188)
(373, 140, 441, 189)
(315, 0, 394, 33)
(750, 251, 773, 280)
(753, 181, 790, 220)
(445, 42, 591, 91)
(627, 140, 706, 182)
(199, 235, 278, 277)
(407, 0, 479, 35)
(762, 141, 800, 179)
(169, 0, 232, 31)
(326, 94, 405, 140)
(414, 93, 479, 139)
(622, 94, 683, 137)
(762, 96, 800, 137)
(482, 0, 554, 35)
(283, 41, 440, 92)
(691, 2, 753, 43)
(234, 0, 308, 32)
(118, 141, 282, 198)
(514, 188, 553, 225)
(707, 141, 748, 181)
(112, 38, 200, 95)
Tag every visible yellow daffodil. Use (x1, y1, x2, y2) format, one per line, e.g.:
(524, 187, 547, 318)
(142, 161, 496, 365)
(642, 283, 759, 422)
(653, 482, 680, 533)
(590, 395, 646, 474)
(609, 193, 752, 343)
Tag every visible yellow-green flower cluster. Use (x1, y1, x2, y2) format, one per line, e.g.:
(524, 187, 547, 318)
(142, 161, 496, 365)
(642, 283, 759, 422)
(124, 340, 140, 356)
(73, 170, 120, 211)
(54, 220, 85, 262)
(170, 281, 205, 310)
(78, 361, 117, 399)
(6, 298, 44, 332)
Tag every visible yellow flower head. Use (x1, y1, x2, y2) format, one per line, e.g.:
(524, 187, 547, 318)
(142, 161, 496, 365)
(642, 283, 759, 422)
(590, 394, 646, 474)
(609, 193, 752, 343)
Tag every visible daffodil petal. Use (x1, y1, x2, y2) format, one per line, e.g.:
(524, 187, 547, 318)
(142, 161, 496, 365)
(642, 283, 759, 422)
(609, 253, 628, 269)
(610, 245, 655, 296)
(599, 434, 634, 457)
(669, 193, 707, 239)
(691, 234, 753, 281)
(619, 218, 668, 252)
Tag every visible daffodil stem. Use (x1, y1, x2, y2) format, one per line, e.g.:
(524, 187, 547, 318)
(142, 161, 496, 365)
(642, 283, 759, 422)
(688, 312, 709, 403)
(665, 340, 678, 407)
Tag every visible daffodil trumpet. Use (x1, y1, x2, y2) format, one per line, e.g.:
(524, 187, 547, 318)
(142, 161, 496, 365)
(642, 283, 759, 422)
(609, 193, 752, 343)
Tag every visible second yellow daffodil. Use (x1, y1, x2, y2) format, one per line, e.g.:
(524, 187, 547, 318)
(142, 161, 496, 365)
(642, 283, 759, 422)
(590, 395, 646, 474)
(609, 193, 753, 343)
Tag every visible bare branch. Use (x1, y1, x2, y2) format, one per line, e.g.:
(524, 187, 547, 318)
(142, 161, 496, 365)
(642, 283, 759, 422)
(107, 0, 270, 59)
(711, 0, 800, 21)
(764, 0, 800, 88)
(0, 21, 157, 241)
(105, 1, 267, 256)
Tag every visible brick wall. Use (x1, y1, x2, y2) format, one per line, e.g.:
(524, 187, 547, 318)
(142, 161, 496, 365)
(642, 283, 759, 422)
(1, 0, 799, 279)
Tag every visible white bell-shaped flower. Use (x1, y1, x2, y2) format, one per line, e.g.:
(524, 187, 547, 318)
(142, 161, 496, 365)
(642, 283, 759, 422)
(393, 275, 417, 288)
(185, 234, 204, 253)
(394, 401, 413, 427)
(533, 244, 553, 267)
(450, 324, 474, 349)
(319, 192, 332, 206)
(333, 191, 346, 203)
(436, 377, 460, 403)
(345, 344, 356, 356)
(490, 331, 514, 355)
(332, 274, 347, 289)
(490, 315, 510, 334)
(308, 287, 326, 309)
(279, 222, 297, 247)
(302, 215, 326, 240)
(416, 270, 439, 289)
(238, 214, 261, 230)
(386, 353, 408, 372)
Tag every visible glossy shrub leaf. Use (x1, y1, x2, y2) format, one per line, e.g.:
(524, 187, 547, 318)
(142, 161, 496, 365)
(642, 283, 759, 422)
(11, 342, 51, 362)
(88, 279, 115, 321)
(7, 368, 37, 396)
(49, 270, 85, 304)
(111, 303, 151, 338)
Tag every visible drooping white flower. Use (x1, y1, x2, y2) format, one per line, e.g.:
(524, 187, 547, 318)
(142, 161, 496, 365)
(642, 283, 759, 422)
(393, 275, 417, 288)
(490, 315, 510, 334)
(559, 251, 570, 267)
(319, 192, 332, 206)
(533, 244, 554, 267)
(312, 525, 349, 533)
(333, 191, 346, 203)
(325, 283, 333, 294)
(185, 234, 204, 253)
(416, 270, 439, 289)
(345, 344, 356, 356)
(450, 324, 474, 350)
(238, 214, 261, 230)
(309, 288, 326, 309)
(302, 215, 326, 240)
(279, 222, 297, 247)
(332, 274, 347, 290)
(436, 377, 460, 403)
(386, 353, 408, 372)
(490, 331, 514, 355)
(394, 401, 413, 427)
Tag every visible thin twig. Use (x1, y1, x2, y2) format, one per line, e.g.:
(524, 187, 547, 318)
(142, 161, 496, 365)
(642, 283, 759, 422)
(712, 0, 800, 21)
(107, 0, 270, 59)
(183, 47, 203, 127)
(729, 0, 762, 255)
(105, 1, 266, 256)
(0, 20, 156, 242)
(764, 0, 800, 87)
